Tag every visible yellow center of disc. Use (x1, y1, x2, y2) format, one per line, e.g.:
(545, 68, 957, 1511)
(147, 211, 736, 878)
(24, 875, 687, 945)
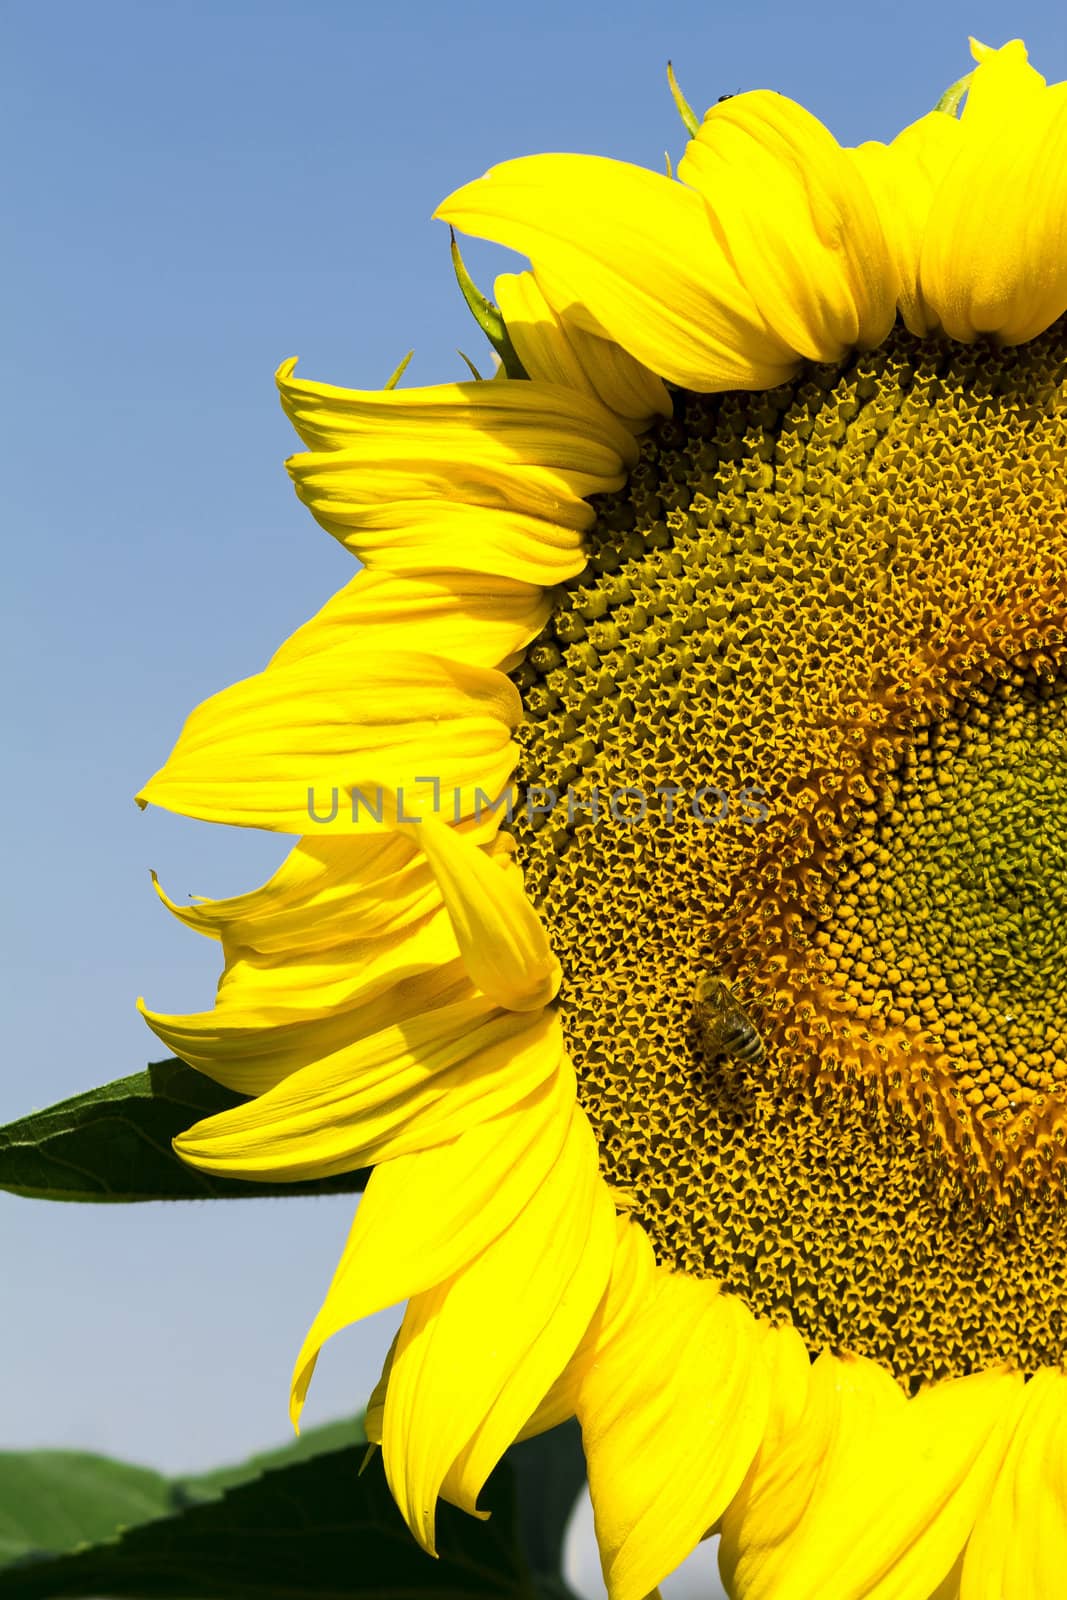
(510, 320, 1067, 1386)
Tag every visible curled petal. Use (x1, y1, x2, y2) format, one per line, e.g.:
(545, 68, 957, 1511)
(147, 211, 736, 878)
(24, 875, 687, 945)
(288, 496, 591, 587)
(140, 961, 469, 1096)
(437, 153, 800, 392)
(151, 831, 437, 956)
(679, 91, 898, 363)
(277, 363, 637, 585)
(285, 433, 621, 534)
(401, 817, 561, 1012)
(142, 831, 483, 1094)
(276, 361, 636, 469)
(278, 363, 633, 588)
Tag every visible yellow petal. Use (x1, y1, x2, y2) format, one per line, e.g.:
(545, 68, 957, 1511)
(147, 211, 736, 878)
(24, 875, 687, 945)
(516, 1209, 659, 1442)
(440, 1180, 617, 1518)
(679, 91, 897, 363)
(718, 1345, 879, 1597)
(143, 832, 480, 1092)
(276, 360, 636, 469)
(751, 1321, 813, 1451)
(437, 154, 800, 392)
(921, 60, 1067, 343)
(290, 496, 591, 586)
(494, 271, 671, 429)
(277, 362, 634, 586)
(144, 896, 460, 1043)
(727, 1356, 1024, 1600)
(140, 960, 469, 1095)
(381, 1104, 615, 1553)
(151, 831, 438, 956)
(578, 1272, 768, 1600)
(285, 436, 611, 523)
(269, 568, 552, 675)
(145, 828, 527, 1091)
(291, 1057, 577, 1429)
(711, 1321, 812, 1556)
(960, 1368, 1067, 1599)
(173, 997, 561, 1181)
(136, 648, 520, 834)
(213, 902, 458, 1021)
(962, 38, 1047, 136)
(849, 110, 962, 336)
(402, 816, 561, 1012)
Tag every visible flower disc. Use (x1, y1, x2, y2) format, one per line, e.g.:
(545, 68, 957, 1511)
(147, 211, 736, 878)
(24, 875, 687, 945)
(511, 317, 1067, 1387)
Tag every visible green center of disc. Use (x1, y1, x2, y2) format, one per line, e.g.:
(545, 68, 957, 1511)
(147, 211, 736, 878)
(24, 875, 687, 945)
(816, 669, 1067, 1133)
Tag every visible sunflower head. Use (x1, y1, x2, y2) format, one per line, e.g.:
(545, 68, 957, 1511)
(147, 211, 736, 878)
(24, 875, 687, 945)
(139, 37, 1067, 1600)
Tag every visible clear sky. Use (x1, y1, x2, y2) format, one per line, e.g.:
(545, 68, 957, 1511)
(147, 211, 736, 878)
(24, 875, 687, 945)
(4, 1, 1065, 1594)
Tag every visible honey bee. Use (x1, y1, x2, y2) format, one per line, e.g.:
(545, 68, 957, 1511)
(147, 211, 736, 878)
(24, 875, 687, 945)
(692, 974, 766, 1066)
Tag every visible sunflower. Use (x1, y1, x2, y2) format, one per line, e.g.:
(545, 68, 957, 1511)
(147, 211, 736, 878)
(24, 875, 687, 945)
(137, 36, 1067, 1600)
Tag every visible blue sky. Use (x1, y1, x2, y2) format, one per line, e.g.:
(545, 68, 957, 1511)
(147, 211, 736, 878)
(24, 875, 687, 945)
(3, 0, 1065, 1587)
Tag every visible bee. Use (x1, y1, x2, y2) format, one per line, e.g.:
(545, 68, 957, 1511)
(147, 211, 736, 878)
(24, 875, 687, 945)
(692, 974, 766, 1066)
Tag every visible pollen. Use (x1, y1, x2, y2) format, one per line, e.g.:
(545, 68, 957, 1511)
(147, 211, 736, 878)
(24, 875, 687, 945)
(510, 318, 1067, 1387)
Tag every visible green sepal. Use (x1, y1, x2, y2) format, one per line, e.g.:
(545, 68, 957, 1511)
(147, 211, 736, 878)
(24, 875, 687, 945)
(384, 348, 415, 389)
(935, 70, 974, 116)
(667, 60, 700, 138)
(450, 230, 528, 380)
(0, 1058, 369, 1203)
(456, 348, 484, 381)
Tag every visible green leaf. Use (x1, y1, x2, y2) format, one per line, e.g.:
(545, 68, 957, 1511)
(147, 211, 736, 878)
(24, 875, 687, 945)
(0, 1419, 361, 1568)
(175, 1416, 365, 1501)
(507, 1422, 586, 1600)
(0, 1059, 369, 1203)
(0, 1453, 174, 1566)
(0, 1436, 537, 1599)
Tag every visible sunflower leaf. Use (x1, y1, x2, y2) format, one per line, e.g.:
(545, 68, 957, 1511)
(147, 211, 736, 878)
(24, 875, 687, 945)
(0, 1058, 369, 1203)
(0, 1453, 175, 1567)
(506, 1421, 586, 1598)
(0, 1420, 364, 1567)
(175, 1416, 365, 1501)
(0, 1437, 536, 1598)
